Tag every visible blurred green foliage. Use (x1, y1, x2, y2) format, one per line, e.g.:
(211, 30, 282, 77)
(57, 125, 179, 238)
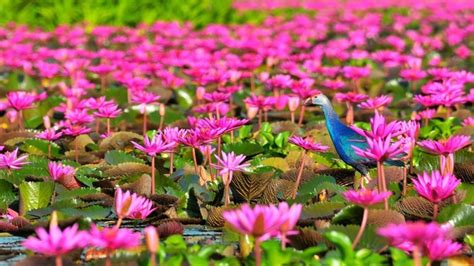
(0, 0, 251, 29)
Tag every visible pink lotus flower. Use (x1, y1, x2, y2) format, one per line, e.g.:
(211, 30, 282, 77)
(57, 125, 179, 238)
(65, 109, 94, 125)
(213, 151, 250, 206)
(342, 189, 392, 208)
(358, 95, 393, 113)
(131, 90, 160, 114)
(132, 134, 175, 157)
(289, 135, 329, 199)
(114, 188, 155, 225)
(334, 92, 368, 104)
(62, 124, 91, 136)
(413, 171, 460, 204)
(413, 170, 460, 219)
(343, 188, 392, 248)
(353, 135, 404, 162)
(36, 129, 63, 141)
(23, 223, 87, 257)
(378, 222, 460, 264)
(0, 148, 29, 170)
(342, 66, 370, 80)
(213, 151, 250, 177)
(288, 136, 329, 153)
(275, 202, 302, 248)
(48, 161, 75, 182)
(462, 117, 474, 126)
(378, 222, 448, 251)
(418, 135, 471, 175)
(425, 238, 462, 261)
(94, 103, 122, 119)
(7, 91, 36, 111)
(223, 204, 286, 265)
(352, 113, 402, 139)
(418, 135, 472, 156)
(88, 225, 141, 251)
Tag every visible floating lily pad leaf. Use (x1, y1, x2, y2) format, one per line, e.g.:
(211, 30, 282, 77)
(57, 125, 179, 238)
(105, 150, 145, 165)
(175, 88, 194, 109)
(222, 142, 264, 157)
(298, 175, 336, 196)
(22, 139, 61, 158)
(231, 171, 273, 203)
(238, 125, 253, 139)
(260, 157, 289, 171)
(156, 174, 181, 195)
(0, 180, 16, 210)
(332, 205, 364, 225)
(459, 184, 474, 204)
(324, 224, 386, 250)
(99, 131, 143, 151)
(56, 187, 101, 201)
(301, 202, 346, 220)
(60, 205, 110, 220)
(76, 175, 99, 187)
(315, 182, 346, 194)
(19, 181, 55, 216)
(438, 203, 474, 227)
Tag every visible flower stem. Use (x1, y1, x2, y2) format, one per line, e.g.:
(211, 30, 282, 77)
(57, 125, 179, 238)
(74, 139, 79, 163)
(254, 238, 262, 266)
(346, 103, 354, 125)
(298, 105, 306, 126)
(433, 203, 439, 220)
(402, 164, 408, 196)
(412, 245, 422, 266)
(115, 217, 123, 229)
(290, 111, 295, 123)
(292, 150, 306, 199)
(55, 255, 63, 266)
(105, 251, 112, 266)
(48, 143, 52, 158)
(169, 152, 174, 175)
(192, 148, 199, 173)
(281, 233, 287, 250)
(150, 252, 156, 266)
(18, 110, 24, 130)
(224, 171, 233, 207)
(258, 110, 263, 129)
(352, 207, 368, 249)
(377, 161, 388, 210)
(143, 112, 148, 135)
(106, 118, 111, 136)
(151, 156, 156, 195)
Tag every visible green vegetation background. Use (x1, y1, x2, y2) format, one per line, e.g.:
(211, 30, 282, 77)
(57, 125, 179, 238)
(0, 0, 287, 29)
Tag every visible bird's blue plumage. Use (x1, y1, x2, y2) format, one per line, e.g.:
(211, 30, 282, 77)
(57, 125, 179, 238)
(315, 96, 402, 175)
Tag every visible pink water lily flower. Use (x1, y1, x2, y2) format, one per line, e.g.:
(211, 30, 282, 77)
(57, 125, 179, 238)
(418, 135, 471, 175)
(48, 161, 76, 181)
(353, 135, 404, 162)
(223, 204, 287, 266)
(343, 189, 392, 208)
(213, 151, 250, 206)
(114, 188, 156, 227)
(358, 95, 393, 113)
(378, 222, 460, 265)
(88, 224, 141, 266)
(413, 171, 460, 219)
(0, 148, 29, 170)
(288, 136, 330, 153)
(36, 129, 63, 141)
(7, 91, 36, 111)
(23, 223, 87, 257)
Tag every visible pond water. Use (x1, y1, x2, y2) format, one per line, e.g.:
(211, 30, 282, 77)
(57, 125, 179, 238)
(0, 225, 223, 265)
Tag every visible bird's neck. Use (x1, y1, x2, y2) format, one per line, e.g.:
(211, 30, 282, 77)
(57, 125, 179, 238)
(321, 102, 347, 132)
(321, 103, 340, 123)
